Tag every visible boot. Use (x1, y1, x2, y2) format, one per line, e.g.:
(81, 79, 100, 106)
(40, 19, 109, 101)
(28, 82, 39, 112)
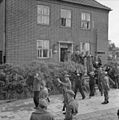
(101, 101, 109, 104)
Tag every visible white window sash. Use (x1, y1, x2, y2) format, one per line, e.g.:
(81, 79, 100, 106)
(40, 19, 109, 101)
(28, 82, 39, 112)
(37, 5, 49, 24)
(61, 9, 71, 27)
(37, 40, 49, 58)
(81, 13, 90, 21)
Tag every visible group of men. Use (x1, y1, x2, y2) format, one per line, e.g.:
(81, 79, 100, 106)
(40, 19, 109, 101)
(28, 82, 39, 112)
(30, 72, 78, 120)
(30, 65, 116, 120)
(88, 66, 115, 104)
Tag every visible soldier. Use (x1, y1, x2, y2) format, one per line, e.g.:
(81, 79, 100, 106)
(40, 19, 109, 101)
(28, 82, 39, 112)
(30, 99, 55, 120)
(101, 71, 115, 104)
(57, 73, 71, 113)
(97, 67, 103, 96)
(64, 90, 78, 120)
(39, 80, 50, 102)
(88, 71, 96, 98)
(74, 70, 85, 100)
(33, 73, 42, 108)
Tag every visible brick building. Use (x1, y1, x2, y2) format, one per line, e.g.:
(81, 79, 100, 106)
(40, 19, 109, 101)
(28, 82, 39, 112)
(0, 0, 111, 65)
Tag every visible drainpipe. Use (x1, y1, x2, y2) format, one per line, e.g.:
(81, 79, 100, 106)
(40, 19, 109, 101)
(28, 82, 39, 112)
(95, 29, 97, 56)
(3, 0, 6, 63)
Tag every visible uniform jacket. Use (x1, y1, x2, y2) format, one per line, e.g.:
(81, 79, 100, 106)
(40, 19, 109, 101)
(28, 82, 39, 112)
(39, 87, 49, 101)
(60, 79, 72, 93)
(30, 108, 54, 120)
(88, 73, 95, 86)
(102, 76, 110, 91)
(33, 78, 41, 91)
(61, 79, 72, 105)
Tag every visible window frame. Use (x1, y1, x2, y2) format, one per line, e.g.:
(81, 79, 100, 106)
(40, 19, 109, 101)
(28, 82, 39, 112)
(37, 5, 50, 25)
(60, 9, 72, 28)
(80, 12, 91, 30)
(37, 40, 50, 59)
(80, 42, 90, 53)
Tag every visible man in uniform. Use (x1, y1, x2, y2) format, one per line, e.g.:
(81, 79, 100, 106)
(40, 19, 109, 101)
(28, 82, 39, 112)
(57, 73, 72, 113)
(39, 80, 50, 102)
(30, 99, 55, 120)
(64, 89, 78, 120)
(88, 71, 96, 98)
(33, 73, 42, 108)
(74, 70, 85, 99)
(97, 67, 103, 96)
(101, 71, 115, 104)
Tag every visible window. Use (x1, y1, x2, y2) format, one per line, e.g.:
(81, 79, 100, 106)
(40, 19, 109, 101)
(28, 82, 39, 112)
(37, 5, 50, 25)
(80, 42, 90, 52)
(60, 9, 71, 27)
(37, 40, 49, 58)
(81, 13, 90, 30)
(85, 43, 90, 52)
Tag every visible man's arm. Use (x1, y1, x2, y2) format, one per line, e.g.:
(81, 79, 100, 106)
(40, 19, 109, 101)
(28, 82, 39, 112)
(109, 76, 115, 85)
(57, 78, 69, 87)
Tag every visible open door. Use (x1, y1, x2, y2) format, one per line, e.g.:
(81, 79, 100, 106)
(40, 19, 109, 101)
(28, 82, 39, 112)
(59, 42, 73, 62)
(60, 48, 68, 62)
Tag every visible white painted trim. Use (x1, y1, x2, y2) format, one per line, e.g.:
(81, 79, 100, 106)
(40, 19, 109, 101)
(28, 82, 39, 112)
(58, 41, 73, 62)
(59, 43, 61, 62)
(58, 41, 73, 44)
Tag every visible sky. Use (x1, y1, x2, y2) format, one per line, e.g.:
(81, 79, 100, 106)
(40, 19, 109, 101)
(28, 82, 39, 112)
(96, 0, 119, 47)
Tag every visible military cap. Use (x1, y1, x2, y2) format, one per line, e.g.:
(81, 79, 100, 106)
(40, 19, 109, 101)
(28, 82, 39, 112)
(38, 99, 48, 108)
(66, 90, 75, 96)
(64, 74, 70, 77)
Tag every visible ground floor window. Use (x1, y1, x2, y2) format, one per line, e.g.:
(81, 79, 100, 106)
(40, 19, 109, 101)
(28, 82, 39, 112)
(37, 40, 49, 58)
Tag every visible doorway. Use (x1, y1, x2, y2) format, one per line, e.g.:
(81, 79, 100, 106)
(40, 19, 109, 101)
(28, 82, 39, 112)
(60, 48, 68, 62)
(59, 42, 73, 62)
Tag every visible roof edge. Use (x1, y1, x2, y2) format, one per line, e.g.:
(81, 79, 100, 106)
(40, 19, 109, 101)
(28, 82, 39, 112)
(94, 0, 112, 11)
(61, 0, 112, 11)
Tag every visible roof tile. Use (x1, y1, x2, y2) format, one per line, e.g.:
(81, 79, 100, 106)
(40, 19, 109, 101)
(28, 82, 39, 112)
(61, 0, 111, 11)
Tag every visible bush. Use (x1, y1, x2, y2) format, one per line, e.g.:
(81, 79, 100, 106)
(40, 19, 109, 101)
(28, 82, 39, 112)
(0, 61, 84, 100)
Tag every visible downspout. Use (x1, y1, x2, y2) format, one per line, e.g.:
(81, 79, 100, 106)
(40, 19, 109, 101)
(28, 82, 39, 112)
(3, 0, 6, 63)
(95, 29, 97, 56)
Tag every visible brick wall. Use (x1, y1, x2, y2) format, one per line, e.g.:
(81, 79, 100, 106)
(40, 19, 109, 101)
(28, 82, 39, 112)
(6, 0, 37, 64)
(5, 0, 109, 65)
(0, 0, 4, 51)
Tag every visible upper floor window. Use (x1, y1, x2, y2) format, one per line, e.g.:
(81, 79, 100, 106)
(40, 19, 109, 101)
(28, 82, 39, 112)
(37, 5, 50, 25)
(37, 40, 49, 58)
(81, 13, 90, 30)
(60, 9, 71, 27)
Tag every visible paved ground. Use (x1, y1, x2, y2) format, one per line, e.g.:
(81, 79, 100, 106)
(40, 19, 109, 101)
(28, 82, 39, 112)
(0, 89, 119, 120)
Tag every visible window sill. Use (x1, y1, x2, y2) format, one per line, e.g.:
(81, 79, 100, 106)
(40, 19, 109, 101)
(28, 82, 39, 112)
(59, 25, 72, 29)
(80, 27, 91, 31)
(37, 57, 50, 59)
(37, 23, 50, 27)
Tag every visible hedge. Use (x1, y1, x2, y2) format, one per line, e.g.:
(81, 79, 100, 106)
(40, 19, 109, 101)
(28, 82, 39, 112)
(0, 61, 84, 100)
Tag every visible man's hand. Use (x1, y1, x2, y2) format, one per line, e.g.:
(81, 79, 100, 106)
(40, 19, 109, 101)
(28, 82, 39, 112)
(57, 78, 61, 83)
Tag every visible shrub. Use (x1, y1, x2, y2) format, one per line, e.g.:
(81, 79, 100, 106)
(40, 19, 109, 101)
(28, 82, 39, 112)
(0, 61, 84, 100)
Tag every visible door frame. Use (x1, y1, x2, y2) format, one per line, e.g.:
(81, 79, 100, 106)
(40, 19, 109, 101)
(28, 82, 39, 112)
(58, 41, 73, 62)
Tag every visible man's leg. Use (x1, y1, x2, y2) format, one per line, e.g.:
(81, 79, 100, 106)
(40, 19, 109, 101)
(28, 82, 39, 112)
(102, 90, 109, 104)
(98, 83, 103, 96)
(74, 86, 78, 99)
(79, 85, 85, 99)
(33, 91, 40, 108)
(104, 90, 109, 103)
